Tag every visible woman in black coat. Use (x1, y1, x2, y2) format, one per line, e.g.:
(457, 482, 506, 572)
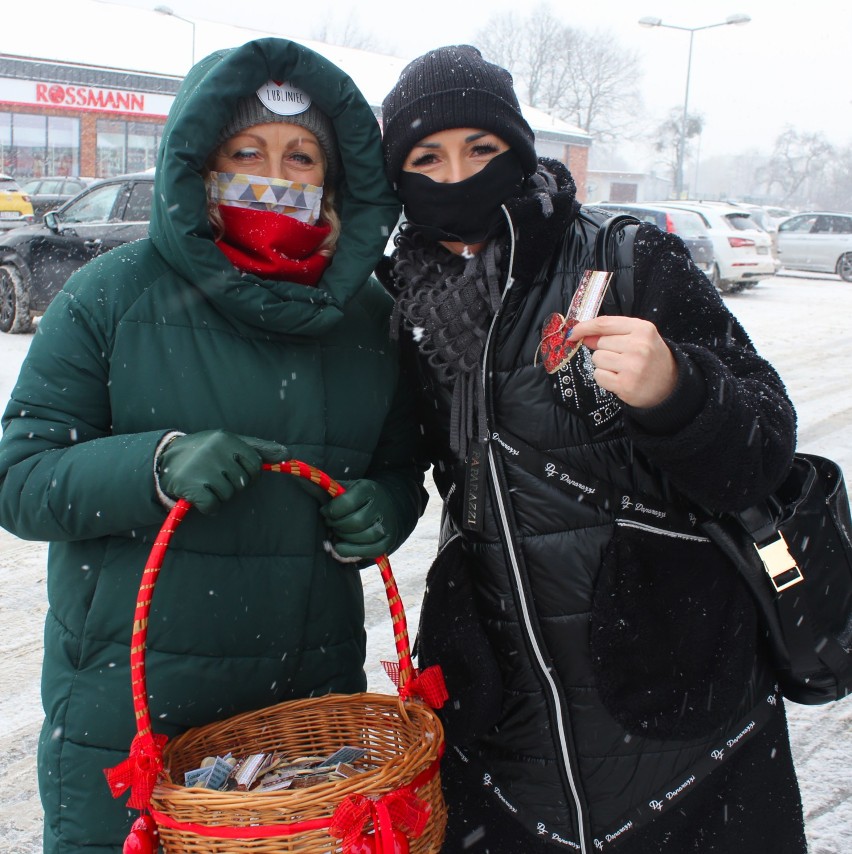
(378, 44, 807, 853)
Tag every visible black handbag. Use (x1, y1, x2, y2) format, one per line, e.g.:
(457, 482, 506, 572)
(701, 453, 852, 704)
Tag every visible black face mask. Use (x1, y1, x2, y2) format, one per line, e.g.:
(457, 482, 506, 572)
(398, 149, 526, 244)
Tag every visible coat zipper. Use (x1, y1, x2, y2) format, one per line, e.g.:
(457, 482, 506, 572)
(480, 207, 589, 853)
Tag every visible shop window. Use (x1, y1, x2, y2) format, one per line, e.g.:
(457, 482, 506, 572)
(0, 113, 11, 174)
(0, 112, 79, 178)
(46, 116, 80, 176)
(97, 119, 161, 178)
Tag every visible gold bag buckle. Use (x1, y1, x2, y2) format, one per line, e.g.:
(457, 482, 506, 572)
(755, 533, 804, 593)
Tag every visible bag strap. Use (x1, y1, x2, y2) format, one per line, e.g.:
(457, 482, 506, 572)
(588, 210, 640, 315)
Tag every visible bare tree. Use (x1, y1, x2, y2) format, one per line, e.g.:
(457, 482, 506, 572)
(559, 29, 643, 142)
(761, 127, 833, 206)
(475, 3, 643, 143)
(653, 108, 704, 194)
(312, 12, 381, 52)
(820, 144, 852, 210)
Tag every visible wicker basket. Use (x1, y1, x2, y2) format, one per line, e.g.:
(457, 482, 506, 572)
(106, 461, 447, 854)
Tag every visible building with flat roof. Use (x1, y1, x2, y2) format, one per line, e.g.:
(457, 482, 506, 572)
(0, 53, 180, 179)
(0, 45, 592, 197)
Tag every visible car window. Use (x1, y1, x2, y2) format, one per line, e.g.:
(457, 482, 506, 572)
(724, 213, 759, 231)
(0, 178, 21, 192)
(604, 207, 659, 226)
(779, 215, 818, 234)
(822, 216, 852, 234)
(64, 180, 88, 194)
(667, 207, 710, 228)
(667, 211, 707, 237)
(41, 179, 64, 193)
(61, 182, 124, 224)
(122, 181, 154, 222)
(21, 179, 41, 193)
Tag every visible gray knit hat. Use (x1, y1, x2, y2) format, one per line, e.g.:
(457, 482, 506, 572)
(218, 81, 341, 184)
(381, 45, 537, 186)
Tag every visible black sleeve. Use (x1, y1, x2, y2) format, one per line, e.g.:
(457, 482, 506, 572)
(623, 223, 796, 512)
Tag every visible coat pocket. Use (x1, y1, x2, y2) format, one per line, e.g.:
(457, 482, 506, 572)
(589, 521, 757, 740)
(415, 535, 503, 744)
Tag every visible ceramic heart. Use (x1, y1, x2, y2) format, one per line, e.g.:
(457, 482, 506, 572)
(538, 312, 581, 373)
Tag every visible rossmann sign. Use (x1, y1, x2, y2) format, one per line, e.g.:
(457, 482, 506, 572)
(0, 77, 174, 117)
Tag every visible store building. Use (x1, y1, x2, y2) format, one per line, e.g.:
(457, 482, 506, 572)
(0, 49, 592, 199)
(0, 53, 180, 179)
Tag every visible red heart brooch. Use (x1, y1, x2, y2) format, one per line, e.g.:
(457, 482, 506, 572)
(537, 312, 581, 373)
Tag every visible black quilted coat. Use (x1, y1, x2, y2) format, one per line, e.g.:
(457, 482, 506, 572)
(383, 160, 807, 853)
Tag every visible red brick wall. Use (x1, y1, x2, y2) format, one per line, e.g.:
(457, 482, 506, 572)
(565, 144, 589, 203)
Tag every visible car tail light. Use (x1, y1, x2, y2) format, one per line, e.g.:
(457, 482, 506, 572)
(664, 213, 677, 233)
(22, 194, 31, 202)
(728, 236, 755, 248)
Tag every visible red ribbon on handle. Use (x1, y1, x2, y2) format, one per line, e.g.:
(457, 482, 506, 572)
(382, 662, 449, 709)
(104, 732, 168, 810)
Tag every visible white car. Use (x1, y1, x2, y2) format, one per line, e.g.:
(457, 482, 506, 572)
(775, 211, 852, 282)
(649, 201, 778, 293)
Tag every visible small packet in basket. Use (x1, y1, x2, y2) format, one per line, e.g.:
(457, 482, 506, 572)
(183, 754, 234, 790)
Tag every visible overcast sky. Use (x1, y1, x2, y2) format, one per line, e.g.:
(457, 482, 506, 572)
(8, 0, 850, 161)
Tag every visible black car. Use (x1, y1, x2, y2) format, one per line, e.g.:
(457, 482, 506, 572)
(594, 202, 716, 278)
(19, 176, 96, 220)
(0, 172, 154, 333)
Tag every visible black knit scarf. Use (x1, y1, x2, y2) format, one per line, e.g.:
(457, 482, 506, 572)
(390, 228, 505, 460)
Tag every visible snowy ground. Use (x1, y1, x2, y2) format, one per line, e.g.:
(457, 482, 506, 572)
(1, 271, 850, 852)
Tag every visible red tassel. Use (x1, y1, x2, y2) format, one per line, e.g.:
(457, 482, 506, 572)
(122, 814, 159, 854)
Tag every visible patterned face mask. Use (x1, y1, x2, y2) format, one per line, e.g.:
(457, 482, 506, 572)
(209, 171, 324, 225)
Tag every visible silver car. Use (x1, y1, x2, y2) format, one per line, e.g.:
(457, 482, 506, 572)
(775, 212, 852, 281)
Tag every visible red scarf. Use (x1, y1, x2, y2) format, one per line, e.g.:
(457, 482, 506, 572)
(216, 206, 332, 284)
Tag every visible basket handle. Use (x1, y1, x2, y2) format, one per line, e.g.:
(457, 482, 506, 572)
(129, 460, 415, 743)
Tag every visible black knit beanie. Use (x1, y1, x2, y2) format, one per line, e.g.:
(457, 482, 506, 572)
(381, 45, 537, 186)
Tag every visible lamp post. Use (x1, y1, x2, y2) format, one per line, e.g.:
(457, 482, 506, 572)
(154, 5, 196, 67)
(638, 13, 750, 198)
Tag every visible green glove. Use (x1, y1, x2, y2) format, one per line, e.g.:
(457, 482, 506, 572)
(320, 479, 399, 559)
(159, 429, 289, 514)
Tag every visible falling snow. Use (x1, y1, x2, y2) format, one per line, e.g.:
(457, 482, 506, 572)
(0, 272, 850, 850)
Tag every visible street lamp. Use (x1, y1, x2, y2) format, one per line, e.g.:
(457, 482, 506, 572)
(154, 5, 196, 67)
(639, 13, 751, 198)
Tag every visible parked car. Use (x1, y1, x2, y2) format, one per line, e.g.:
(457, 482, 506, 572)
(594, 202, 715, 276)
(19, 176, 96, 220)
(0, 174, 35, 230)
(648, 201, 778, 293)
(775, 211, 852, 281)
(0, 172, 154, 333)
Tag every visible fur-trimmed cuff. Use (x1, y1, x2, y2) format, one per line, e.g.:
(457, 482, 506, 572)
(323, 539, 371, 568)
(153, 431, 185, 509)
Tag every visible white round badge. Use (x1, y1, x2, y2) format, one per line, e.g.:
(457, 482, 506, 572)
(256, 80, 311, 116)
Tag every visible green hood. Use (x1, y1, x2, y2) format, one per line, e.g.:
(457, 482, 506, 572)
(149, 37, 400, 336)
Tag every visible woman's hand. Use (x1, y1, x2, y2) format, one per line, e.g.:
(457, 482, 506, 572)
(567, 316, 678, 409)
(320, 479, 399, 560)
(159, 430, 289, 514)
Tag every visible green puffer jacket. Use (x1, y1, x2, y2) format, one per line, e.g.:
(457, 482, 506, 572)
(0, 38, 424, 854)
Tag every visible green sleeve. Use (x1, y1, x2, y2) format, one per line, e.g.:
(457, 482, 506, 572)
(364, 364, 429, 555)
(0, 291, 170, 541)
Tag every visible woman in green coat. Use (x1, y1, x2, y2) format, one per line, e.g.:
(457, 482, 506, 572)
(0, 38, 425, 853)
